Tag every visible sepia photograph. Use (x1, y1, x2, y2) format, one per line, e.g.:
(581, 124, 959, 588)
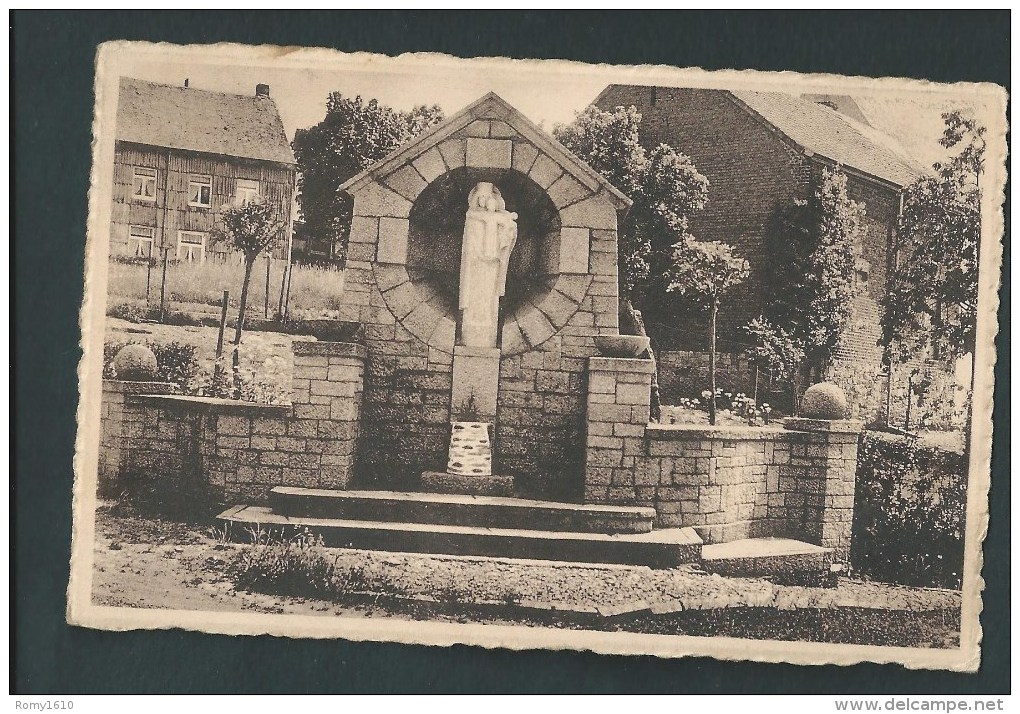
(66, 39, 1006, 672)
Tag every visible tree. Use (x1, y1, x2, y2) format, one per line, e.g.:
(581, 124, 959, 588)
(553, 106, 709, 320)
(211, 196, 286, 391)
(292, 94, 444, 264)
(748, 167, 865, 406)
(554, 106, 708, 419)
(667, 241, 750, 424)
(883, 111, 983, 363)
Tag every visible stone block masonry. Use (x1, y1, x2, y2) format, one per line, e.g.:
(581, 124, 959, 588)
(340, 93, 629, 500)
(101, 341, 367, 505)
(98, 380, 180, 496)
(584, 355, 863, 563)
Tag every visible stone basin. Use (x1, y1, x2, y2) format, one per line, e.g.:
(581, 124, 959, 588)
(594, 335, 650, 358)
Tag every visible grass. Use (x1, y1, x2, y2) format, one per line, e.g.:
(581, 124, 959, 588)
(107, 258, 347, 319)
(93, 505, 962, 648)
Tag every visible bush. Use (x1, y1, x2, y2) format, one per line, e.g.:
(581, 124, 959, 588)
(851, 431, 966, 589)
(104, 340, 200, 391)
(233, 528, 369, 600)
(192, 335, 290, 404)
(108, 301, 154, 323)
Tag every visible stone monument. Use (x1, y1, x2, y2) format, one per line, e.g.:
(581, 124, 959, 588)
(428, 182, 518, 493)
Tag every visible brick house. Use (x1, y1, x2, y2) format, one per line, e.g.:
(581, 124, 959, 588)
(593, 86, 927, 423)
(111, 77, 296, 264)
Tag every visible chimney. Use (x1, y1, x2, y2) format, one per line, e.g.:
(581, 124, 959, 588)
(255, 83, 270, 98)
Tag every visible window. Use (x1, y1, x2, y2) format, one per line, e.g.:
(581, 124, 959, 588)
(128, 225, 155, 257)
(855, 258, 871, 285)
(235, 178, 259, 205)
(177, 231, 206, 263)
(132, 167, 157, 202)
(188, 175, 212, 207)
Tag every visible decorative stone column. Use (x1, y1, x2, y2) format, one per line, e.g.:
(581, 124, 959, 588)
(99, 380, 179, 496)
(782, 417, 864, 563)
(290, 341, 367, 489)
(583, 356, 654, 505)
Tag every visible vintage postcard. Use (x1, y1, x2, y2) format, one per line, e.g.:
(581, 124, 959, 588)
(68, 41, 1006, 671)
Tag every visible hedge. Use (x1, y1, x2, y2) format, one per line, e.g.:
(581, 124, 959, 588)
(851, 431, 966, 589)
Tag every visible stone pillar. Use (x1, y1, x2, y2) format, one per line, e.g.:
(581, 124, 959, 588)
(291, 341, 367, 489)
(583, 356, 654, 504)
(450, 345, 500, 420)
(99, 380, 179, 496)
(782, 417, 864, 563)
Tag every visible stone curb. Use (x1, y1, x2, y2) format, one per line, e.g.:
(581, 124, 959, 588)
(292, 341, 368, 360)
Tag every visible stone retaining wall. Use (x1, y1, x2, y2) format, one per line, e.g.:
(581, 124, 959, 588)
(101, 341, 366, 505)
(585, 356, 862, 561)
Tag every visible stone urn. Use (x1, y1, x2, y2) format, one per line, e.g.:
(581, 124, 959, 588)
(594, 335, 651, 358)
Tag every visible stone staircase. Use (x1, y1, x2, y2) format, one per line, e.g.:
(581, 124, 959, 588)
(218, 487, 832, 578)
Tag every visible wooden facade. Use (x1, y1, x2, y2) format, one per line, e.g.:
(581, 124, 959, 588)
(110, 141, 295, 262)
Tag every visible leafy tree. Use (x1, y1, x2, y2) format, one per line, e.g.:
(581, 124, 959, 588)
(552, 104, 646, 197)
(211, 196, 286, 392)
(293, 94, 444, 263)
(748, 167, 865, 403)
(554, 105, 708, 420)
(667, 241, 750, 424)
(883, 111, 983, 363)
(743, 317, 806, 383)
(554, 106, 709, 316)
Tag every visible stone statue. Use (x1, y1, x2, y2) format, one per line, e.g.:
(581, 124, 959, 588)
(458, 182, 518, 347)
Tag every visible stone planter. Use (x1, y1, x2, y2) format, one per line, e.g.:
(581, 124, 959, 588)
(594, 335, 650, 358)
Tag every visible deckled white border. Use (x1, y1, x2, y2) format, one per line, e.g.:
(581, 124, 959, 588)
(68, 41, 1008, 672)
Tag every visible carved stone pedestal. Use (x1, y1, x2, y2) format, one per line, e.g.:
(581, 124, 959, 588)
(450, 345, 501, 420)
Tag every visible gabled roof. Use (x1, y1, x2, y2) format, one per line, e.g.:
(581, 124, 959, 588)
(594, 85, 924, 189)
(799, 93, 872, 126)
(341, 92, 631, 210)
(116, 77, 295, 166)
(727, 90, 924, 188)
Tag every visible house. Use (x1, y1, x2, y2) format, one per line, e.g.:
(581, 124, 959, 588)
(593, 85, 928, 422)
(111, 77, 297, 264)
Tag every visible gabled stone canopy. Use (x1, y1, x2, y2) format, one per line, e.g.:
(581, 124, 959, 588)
(340, 92, 630, 356)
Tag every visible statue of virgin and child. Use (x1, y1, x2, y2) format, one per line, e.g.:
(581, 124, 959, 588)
(457, 182, 518, 348)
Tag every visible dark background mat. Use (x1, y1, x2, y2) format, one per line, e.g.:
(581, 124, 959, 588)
(12, 10, 1010, 694)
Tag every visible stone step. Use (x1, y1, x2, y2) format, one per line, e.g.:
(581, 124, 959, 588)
(268, 487, 658, 534)
(700, 537, 834, 585)
(217, 505, 702, 569)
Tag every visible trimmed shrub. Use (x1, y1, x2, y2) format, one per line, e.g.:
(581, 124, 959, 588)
(111, 344, 158, 381)
(107, 301, 154, 323)
(104, 340, 200, 391)
(851, 431, 966, 589)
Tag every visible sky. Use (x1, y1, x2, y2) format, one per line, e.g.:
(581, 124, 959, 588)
(117, 48, 997, 172)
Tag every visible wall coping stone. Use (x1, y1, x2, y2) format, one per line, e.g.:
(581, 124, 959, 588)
(646, 423, 786, 440)
(128, 394, 292, 418)
(103, 380, 180, 395)
(588, 356, 656, 374)
(783, 417, 865, 434)
(292, 341, 368, 360)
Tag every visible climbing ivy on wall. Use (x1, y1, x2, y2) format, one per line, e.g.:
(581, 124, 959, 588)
(747, 166, 866, 380)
